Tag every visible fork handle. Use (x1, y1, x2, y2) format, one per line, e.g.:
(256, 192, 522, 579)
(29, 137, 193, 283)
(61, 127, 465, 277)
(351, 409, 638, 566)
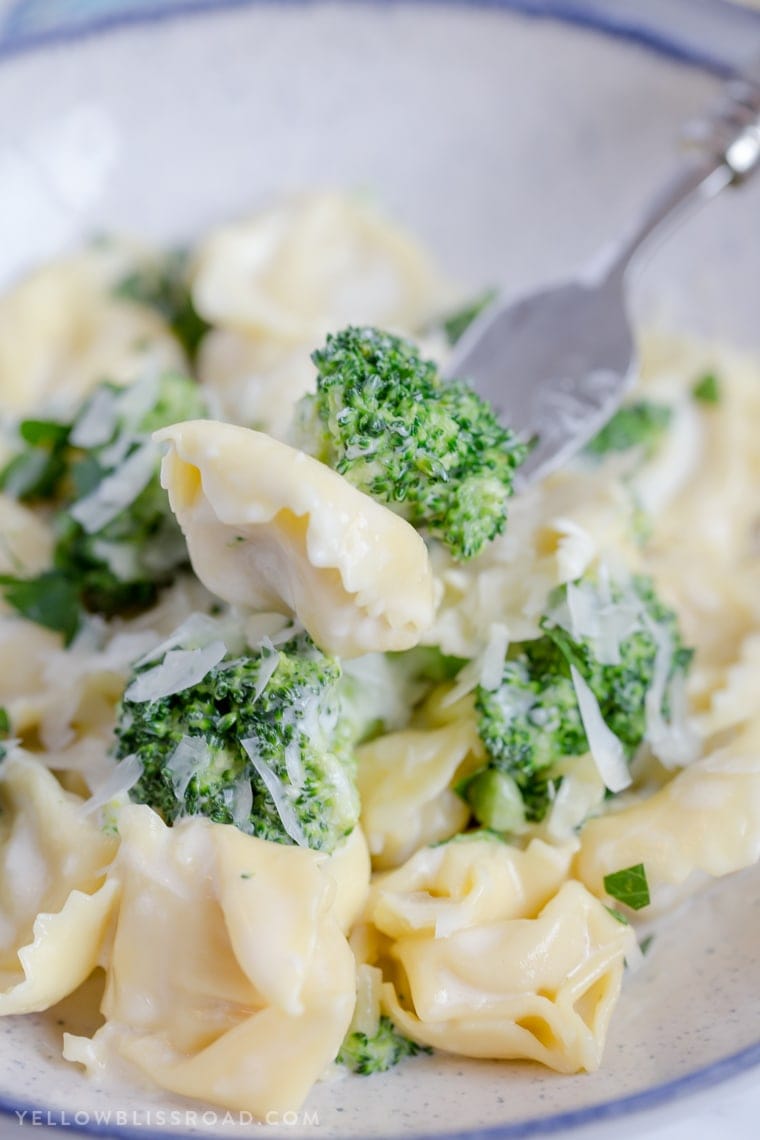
(600, 60, 760, 279)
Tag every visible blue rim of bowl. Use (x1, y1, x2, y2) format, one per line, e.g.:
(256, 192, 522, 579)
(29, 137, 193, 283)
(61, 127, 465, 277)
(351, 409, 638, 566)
(0, 1, 759, 1137)
(0, 0, 759, 71)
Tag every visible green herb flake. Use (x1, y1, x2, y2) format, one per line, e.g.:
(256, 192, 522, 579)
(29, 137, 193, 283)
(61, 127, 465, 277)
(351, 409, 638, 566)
(691, 372, 721, 405)
(0, 570, 82, 645)
(0, 418, 71, 501)
(603, 862, 651, 911)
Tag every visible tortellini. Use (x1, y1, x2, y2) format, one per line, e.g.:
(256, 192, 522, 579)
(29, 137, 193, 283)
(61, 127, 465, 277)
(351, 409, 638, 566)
(356, 720, 482, 868)
(358, 836, 630, 1073)
(0, 750, 118, 1014)
(0, 246, 184, 415)
(191, 191, 453, 344)
(575, 724, 760, 912)
(64, 807, 357, 1117)
(156, 420, 436, 657)
(192, 192, 454, 438)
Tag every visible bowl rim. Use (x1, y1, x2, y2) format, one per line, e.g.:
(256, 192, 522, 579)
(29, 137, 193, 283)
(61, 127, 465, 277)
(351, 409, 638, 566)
(0, 0, 759, 72)
(0, 1, 759, 1138)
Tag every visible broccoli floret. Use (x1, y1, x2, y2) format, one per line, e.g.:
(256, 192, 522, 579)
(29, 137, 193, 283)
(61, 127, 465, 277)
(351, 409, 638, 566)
(467, 638, 586, 827)
(292, 326, 527, 561)
(337, 1016, 431, 1075)
(114, 250, 210, 362)
(542, 574, 693, 757)
(0, 372, 207, 637)
(114, 630, 360, 853)
(464, 573, 693, 832)
(584, 399, 672, 460)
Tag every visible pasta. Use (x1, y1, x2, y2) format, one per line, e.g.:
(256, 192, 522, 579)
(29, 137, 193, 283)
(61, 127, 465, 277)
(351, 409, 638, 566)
(156, 419, 436, 657)
(0, 191, 757, 1117)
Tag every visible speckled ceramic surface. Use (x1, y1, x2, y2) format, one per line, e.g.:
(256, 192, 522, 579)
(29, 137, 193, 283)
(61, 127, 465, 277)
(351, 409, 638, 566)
(0, 4, 759, 1138)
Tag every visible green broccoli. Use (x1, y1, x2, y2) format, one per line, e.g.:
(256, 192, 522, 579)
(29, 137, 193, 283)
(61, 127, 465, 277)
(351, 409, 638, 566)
(462, 572, 693, 832)
(114, 629, 360, 853)
(337, 1016, 431, 1075)
(292, 326, 527, 561)
(584, 399, 672, 460)
(465, 638, 587, 828)
(0, 372, 207, 638)
(541, 574, 693, 756)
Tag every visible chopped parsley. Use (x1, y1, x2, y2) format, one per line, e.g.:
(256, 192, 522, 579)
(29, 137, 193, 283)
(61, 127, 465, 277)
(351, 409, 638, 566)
(0, 418, 70, 501)
(691, 372, 721, 405)
(603, 863, 651, 911)
(0, 570, 82, 645)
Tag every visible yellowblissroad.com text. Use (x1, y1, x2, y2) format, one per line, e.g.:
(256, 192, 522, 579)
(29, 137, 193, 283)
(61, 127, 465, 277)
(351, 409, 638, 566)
(14, 1109, 321, 1128)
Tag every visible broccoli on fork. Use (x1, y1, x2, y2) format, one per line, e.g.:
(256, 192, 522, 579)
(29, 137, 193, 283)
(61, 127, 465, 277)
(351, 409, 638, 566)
(292, 326, 527, 561)
(114, 629, 360, 852)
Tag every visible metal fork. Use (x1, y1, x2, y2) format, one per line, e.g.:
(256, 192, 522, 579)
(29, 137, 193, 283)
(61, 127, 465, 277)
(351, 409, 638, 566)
(447, 57, 760, 486)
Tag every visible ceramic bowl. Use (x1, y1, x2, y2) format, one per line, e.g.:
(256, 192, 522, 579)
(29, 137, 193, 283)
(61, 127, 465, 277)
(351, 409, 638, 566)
(0, 3, 759, 1138)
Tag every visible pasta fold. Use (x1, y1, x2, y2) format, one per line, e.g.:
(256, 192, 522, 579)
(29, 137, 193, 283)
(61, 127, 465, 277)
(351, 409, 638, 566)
(575, 725, 760, 911)
(0, 248, 184, 415)
(0, 750, 118, 1013)
(64, 807, 357, 1117)
(191, 191, 453, 344)
(356, 721, 482, 868)
(359, 836, 630, 1073)
(156, 420, 436, 656)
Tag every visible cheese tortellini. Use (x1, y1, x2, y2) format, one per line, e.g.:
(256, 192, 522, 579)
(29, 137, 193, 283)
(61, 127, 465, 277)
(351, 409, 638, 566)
(356, 720, 482, 867)
(0, 245, 185, 416)
(156, 419, 436, 657)
(358, 836, 631, 1073)
(192, 193, 455, 437)
(63, 806, 358, 1117)
(0, 750, 118, 1014)
(191, 191, 453, 344)
(575, 724, 760, 912)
